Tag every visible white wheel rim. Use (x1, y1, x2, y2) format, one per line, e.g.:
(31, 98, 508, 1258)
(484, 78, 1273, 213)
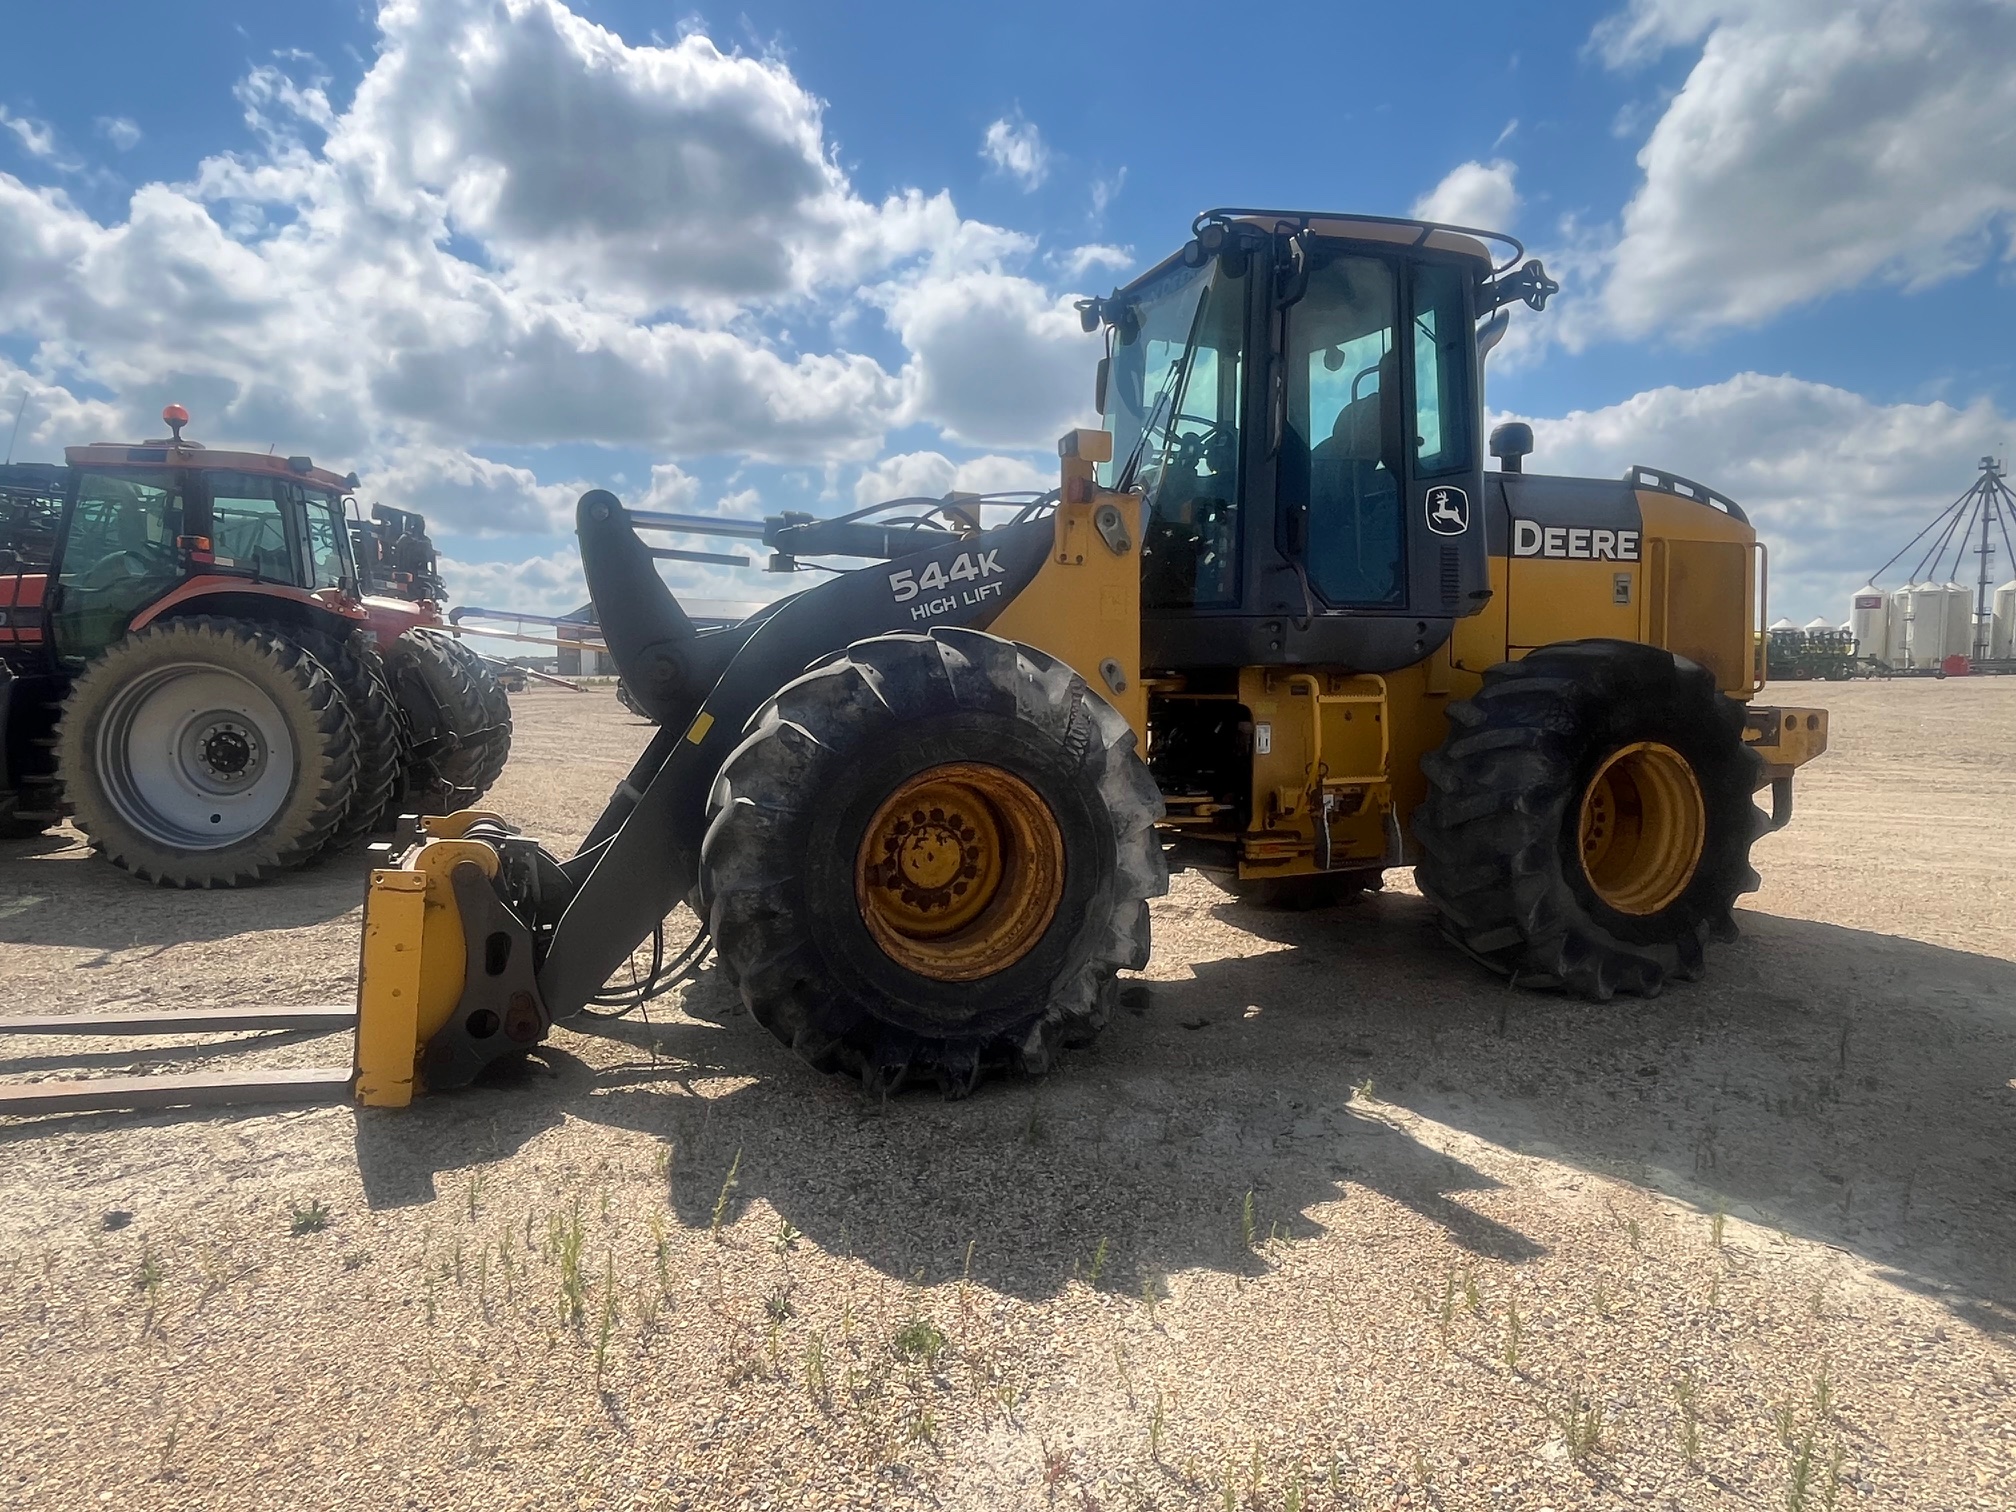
(95, 663, 296, 849)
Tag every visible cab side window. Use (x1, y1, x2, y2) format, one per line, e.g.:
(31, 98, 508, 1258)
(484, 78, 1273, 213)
(52, 469, 187, 658)
(1411, 261, 1473, 476)
(1283, 256, 1404, 606)
(208, 472, 303, 585)
(302, 495, 355, 590)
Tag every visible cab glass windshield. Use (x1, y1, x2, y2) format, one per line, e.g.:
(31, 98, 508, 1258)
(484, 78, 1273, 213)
(1102, 257, 1248, 607)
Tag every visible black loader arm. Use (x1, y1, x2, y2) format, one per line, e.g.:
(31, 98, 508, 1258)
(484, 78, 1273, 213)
(355, 489, 1057, 1103)
(533, 495, 1057, 1018)
(577, 490, 754, 730)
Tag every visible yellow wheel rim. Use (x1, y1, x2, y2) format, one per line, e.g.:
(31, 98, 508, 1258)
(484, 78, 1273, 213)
(855, 762, 1064, 981)
(1577, 741, 1706, 916)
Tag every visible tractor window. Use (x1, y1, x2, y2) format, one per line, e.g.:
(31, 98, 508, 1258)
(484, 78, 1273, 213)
(1106, 257, 1248, 608)
(52, 469, 188, 659)
(207, 472, 303, 585)
(302, 491, 355, 591)
(1411, 261, 1473, 476)
(1285, 255, 1404, 606)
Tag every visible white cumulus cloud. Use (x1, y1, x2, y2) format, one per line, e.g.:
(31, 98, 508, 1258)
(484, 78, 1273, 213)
(1412, 159, 1520, 231)
(96, 116, 142, 151)
(0, 106, 58, 162)
(1592, 0, 2016, 338)
(981, 114, 1049, 191)
(853, 451, 1053, 506)
(0, 0, 1111, 510)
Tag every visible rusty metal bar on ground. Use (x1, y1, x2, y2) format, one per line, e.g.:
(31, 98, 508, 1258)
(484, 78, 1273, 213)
(0, 1067, 353, 1118)
(0, 1005, 355, 1037)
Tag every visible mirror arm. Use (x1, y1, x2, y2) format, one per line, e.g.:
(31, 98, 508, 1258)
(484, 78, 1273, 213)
(1480, 259, 1559, 314)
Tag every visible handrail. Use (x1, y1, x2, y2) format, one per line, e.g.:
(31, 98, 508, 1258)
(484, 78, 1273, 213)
(1625, 465, 1749, 525)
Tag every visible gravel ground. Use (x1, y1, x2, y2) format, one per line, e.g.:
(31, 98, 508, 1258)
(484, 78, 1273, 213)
(1, 678, 2011, 1510)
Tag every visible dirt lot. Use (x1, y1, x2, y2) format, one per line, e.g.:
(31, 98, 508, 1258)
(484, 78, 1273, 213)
(2, 679, 2012, 1510)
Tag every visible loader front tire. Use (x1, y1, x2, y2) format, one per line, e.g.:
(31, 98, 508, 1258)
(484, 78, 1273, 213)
(701, 628, 1166, 1095)
(1412, 640, 1765, 999)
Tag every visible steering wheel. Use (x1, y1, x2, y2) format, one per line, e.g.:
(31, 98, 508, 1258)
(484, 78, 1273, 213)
(77, 549, 166, 592)
(1167, 414, 1237, 477)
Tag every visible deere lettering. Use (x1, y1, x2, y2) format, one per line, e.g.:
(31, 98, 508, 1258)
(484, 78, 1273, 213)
(1512, 519, 1640, 562)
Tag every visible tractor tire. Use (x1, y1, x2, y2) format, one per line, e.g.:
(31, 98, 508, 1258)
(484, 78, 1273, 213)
(0, 670, 67, 836)
(432, 633, 513, 791)
(382, 629, 512, 813)
(1413, 639, 1766, 999)
(54, 617, 361, 887)
(291, 626, 407, 854)
(701, 627, 1167, 1095)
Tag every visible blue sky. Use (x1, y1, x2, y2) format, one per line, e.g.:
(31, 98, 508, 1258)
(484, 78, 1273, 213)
(3, 0, 2013, 623)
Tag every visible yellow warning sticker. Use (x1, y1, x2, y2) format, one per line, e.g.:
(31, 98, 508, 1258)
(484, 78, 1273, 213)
(684, 711, 715, 745)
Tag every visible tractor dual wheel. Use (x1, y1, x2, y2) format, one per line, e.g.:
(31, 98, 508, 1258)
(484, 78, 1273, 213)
(701, 627, 1167, 1096)
(55, 617, 361, 887)
(289, 626, 407, 854)
(382, 629, 513, 813)
(1413, 639, 1766, 999)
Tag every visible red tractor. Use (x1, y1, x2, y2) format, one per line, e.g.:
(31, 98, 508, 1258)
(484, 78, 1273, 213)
(0, 406, 512, 885)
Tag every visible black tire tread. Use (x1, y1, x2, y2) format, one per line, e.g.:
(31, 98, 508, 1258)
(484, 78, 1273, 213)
(55, 616, 361, 887)
(383, 629, 512, 813)
(1413, 639, 1766, 1000)
(290, 626, 407, 854)
(702, 627, 1166, 1094)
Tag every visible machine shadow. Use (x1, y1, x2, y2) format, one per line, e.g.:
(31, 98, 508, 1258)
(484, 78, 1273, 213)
(361, 887, 2016, 1323)
(1193, 889, 2016, 1333)
(352, 959, 1544, 1301)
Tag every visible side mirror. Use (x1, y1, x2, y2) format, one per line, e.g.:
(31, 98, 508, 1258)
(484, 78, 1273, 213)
(1094, 355, 1110, 417)
(1273, 229, 1311, 310)
(1476, 309, 1510, 359)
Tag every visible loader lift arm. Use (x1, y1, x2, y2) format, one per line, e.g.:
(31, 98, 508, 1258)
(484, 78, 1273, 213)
(356, 485, 1069, 1104)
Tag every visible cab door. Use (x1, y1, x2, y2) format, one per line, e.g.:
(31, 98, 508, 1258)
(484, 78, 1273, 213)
(49, 469, 190, 660)
(1276, 249, 1484, 619)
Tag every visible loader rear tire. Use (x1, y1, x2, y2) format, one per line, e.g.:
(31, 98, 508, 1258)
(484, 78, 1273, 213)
(701, 627, 1167, 1095)
(55, 617, 360, 887)
(1412, 640, 1765, 999)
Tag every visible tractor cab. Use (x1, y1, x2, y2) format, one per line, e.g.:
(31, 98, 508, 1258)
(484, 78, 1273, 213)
(1083, 209, 1555, 672)
(44, 408, 370, 665)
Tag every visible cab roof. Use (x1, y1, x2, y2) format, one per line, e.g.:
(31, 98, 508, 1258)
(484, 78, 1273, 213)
(1213, 209, 1502, 268)
(64, 440, 356, 494)
(1111, 208, 1516, 305)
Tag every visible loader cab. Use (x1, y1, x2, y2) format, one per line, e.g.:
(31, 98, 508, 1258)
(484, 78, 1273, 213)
(1094, 210, 1544, 672)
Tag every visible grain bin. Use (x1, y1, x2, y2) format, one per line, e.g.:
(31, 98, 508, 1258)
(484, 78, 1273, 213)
(1885, 583, 1914, 665)
(1939, 582, 1976, 661)
(1849, 586, 1888, 659)
(1993, 579, 2016, 660)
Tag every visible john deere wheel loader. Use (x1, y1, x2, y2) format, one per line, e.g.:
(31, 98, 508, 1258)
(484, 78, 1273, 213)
(355, 209, 1828, 1107)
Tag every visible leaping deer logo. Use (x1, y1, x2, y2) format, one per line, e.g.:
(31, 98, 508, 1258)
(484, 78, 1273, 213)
(1426, 486, 1469, 535)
